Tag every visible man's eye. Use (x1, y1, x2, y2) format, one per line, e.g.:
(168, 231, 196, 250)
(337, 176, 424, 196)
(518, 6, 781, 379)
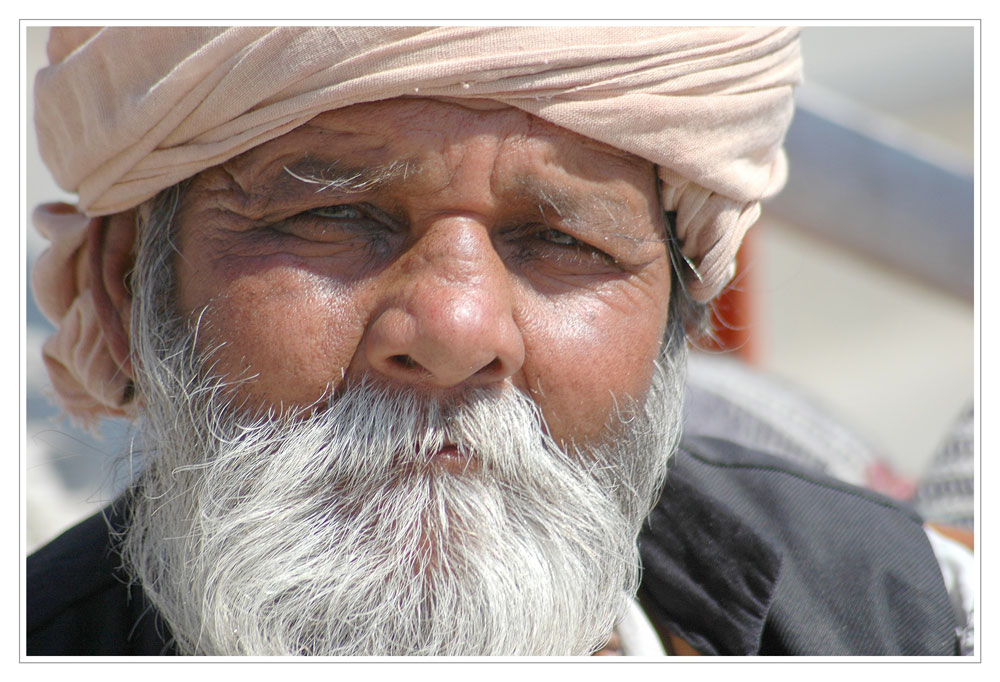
(508, 224, 619, 272)
(308, 205, 366, 221)
(537, 229, 579, 247)
(268, 202, 399, 245)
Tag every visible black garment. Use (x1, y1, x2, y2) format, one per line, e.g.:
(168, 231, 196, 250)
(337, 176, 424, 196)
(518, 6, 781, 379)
(26, 434, 959, 656)
(26, 501, 176, 655)
(639, 436, 958, 655)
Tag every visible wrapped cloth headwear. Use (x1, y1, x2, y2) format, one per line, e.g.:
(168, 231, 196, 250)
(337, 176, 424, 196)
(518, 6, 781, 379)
(32, 26, 802, 423)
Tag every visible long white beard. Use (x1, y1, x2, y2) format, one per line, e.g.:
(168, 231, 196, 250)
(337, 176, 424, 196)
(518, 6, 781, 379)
(120, 198, 686, 656)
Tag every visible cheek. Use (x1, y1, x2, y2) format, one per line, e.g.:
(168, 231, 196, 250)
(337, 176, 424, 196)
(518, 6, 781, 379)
(520, 278, 671, 446)
(178, 262, 367, 411)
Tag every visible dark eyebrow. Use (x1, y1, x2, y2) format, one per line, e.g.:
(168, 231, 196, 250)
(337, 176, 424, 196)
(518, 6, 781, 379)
(511, 177, 583, 223)
(513, 176, 643, 231)
(281, 157, 421, 195)
(512, 175, 666, 249)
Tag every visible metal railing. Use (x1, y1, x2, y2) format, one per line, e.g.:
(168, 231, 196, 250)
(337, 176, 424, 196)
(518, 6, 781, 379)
(766, 84, 974, 301)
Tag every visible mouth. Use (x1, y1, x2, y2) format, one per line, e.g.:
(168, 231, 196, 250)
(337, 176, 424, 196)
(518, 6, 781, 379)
(386, 436, 482, 479)
(430, 443, 477, 474)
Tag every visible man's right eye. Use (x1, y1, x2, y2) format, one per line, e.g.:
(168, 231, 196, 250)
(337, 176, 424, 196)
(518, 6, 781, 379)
(308, 204, 367, 221)
(268, 203, 398, 245)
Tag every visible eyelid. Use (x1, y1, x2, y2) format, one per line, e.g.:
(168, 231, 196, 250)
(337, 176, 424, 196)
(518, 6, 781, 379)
(309, 204, 364, 219)
(303, 201, 403, 231)
(537, 228, 582, 246)
(505, 223, 619, 266)
(516, 223, 604, 251)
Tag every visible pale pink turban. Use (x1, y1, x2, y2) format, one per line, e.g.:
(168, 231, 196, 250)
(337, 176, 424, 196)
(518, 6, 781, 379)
(32, 26, 802, 422)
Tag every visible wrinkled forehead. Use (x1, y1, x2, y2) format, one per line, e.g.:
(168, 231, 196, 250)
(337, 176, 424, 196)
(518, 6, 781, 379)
(226, 98, 654, 177)
(212, 97, 662, 217)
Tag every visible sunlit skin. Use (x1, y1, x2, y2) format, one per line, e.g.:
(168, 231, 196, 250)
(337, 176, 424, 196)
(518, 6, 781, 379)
(173, 98, 672, 450)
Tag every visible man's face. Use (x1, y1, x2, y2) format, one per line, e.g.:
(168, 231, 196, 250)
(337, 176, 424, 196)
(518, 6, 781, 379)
(171, 98, 672, 448)
(121, 98, 683, 656)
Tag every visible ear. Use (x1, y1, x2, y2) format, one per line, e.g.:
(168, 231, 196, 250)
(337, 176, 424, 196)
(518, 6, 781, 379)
(88, 211, 137, 380)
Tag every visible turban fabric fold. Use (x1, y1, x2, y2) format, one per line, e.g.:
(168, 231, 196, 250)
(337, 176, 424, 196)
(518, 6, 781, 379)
(32, 25, 802, 422)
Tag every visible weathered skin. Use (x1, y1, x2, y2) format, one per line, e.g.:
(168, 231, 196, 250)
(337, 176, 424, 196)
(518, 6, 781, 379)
(172, 98, 673, 447)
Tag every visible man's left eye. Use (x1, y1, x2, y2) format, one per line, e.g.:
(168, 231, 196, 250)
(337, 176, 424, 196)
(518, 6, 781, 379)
(537, 229, 579, 246)
(509, 224, 619, 272)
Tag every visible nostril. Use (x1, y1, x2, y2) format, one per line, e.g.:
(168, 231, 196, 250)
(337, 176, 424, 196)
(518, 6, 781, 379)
(478, 357, 503, 376)
(391, 354, 418, 369)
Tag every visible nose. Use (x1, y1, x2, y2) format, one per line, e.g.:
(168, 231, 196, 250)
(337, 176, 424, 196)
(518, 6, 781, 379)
(364, 218, 525, 389)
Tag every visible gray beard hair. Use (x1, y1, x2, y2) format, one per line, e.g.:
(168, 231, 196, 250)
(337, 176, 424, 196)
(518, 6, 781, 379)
(119, 193, 687, 656)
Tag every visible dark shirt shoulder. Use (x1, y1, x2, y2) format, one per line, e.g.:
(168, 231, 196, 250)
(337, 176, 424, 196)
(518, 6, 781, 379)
(26, 505, 174, 656)
(640, 435, 959, 655)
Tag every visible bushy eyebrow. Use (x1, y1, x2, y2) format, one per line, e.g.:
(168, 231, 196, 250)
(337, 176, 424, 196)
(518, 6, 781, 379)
(513, 178, 583, 223)
(515, 177, 667, 254)
(281, 157, 421, 195)
(514, 176, 657, 235)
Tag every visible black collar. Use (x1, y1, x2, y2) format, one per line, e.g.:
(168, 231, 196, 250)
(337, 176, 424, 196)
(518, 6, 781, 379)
(638, 443, 782, 656)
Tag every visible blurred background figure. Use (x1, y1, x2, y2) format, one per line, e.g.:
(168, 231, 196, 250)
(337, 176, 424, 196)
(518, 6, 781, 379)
(24, 25, 975, 552)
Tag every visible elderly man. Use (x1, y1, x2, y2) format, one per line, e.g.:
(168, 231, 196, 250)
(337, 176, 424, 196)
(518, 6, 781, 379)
(26, 26, 968, 656)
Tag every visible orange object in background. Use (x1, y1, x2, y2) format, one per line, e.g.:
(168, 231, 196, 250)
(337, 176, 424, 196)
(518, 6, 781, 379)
(703, 228, 760, 364)
(702, 226, 924, 505)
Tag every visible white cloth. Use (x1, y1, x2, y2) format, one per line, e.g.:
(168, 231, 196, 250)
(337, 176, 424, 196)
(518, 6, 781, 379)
(924, 526, 976, 655)
(619, 598, 667, 656)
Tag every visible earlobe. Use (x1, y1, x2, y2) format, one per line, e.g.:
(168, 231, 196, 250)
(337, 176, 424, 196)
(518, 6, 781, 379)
(88, 211, 137, 380)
